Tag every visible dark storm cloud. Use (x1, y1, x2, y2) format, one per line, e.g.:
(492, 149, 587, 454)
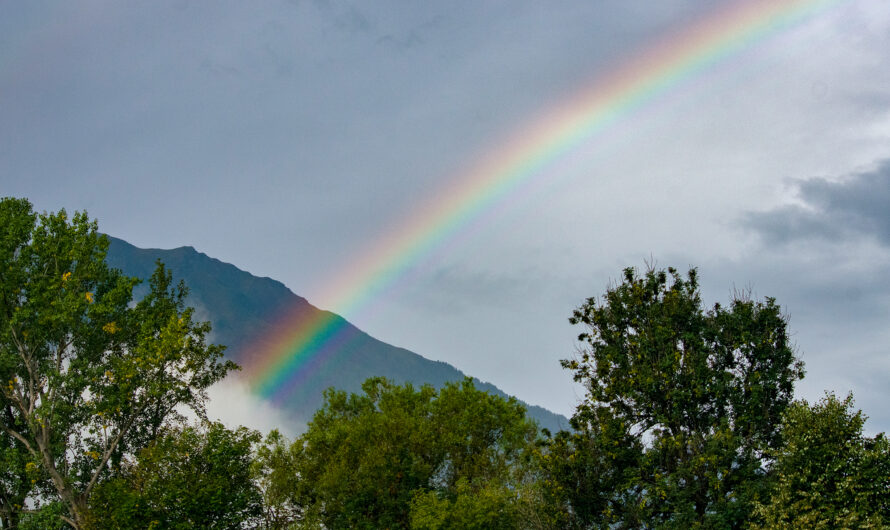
(745, 161, 890, 246)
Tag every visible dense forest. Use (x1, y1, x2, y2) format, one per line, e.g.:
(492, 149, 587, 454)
(2, 198, 888, 529)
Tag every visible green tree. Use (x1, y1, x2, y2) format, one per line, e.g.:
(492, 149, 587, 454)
(252, 429, 304, 529)
(556, 266, 804, 528)
(0, 198, 235, 528)
(409, 478, 522, 530)
(0, 423, 39, 529)
(0, 198, 43, 529)
(751, 393, 890, 528)
(17, 501, 68, 530)
(274, 377, 539, 529)
(536, 408, 643, 528)
(89, 421, 263, 529)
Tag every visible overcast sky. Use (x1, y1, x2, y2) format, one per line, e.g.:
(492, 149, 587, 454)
(3, 0, 890, 433)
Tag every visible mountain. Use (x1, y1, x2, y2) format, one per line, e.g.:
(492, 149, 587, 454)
(105, 237, 569, 433)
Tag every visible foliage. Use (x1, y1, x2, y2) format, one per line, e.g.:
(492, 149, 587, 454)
(536, 409, 644, 528)
(0, 198, 236, 528)
(0, 409, 39, 529)
(252, 429, 304, 529)
(751, 393, 890, 528)
(6, 200, 884, 529)
(0, 198, 46, 529)
(554, 266, 804, 528)
(409, 478, 522, 530)
(89, 421, 263, 529)
(17, 501, 69, 530)
(273, 377, 539, 529)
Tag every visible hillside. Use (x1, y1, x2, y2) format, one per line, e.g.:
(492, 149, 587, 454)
(104, 237, 569, 433)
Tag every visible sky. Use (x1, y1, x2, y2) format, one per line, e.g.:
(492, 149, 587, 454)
(3, 0, 890, 433)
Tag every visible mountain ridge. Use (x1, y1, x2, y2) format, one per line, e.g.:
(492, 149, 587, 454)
(104, 236, 569, 433)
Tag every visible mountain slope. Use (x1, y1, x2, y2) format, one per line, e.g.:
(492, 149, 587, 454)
(105, 237, 569, 433)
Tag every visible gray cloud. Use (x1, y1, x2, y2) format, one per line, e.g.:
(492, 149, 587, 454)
(745, 161, 890, 246)
(727, 158, 890, 433)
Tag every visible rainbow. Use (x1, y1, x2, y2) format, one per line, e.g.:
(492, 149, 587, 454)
(244, 0, 840, 402)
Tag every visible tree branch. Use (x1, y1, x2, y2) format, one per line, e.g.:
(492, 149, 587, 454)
(83, 401, 148, 500)
(0, 422, 37, 459)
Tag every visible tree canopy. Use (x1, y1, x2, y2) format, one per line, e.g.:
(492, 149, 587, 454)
(751, 393, 890, 528)
(0, 198, 236, 528)
(4, 198, 887, 529)
(272, 377, 540, 529)
(89, 421, 263, 529)
(552, 266, 805, 528)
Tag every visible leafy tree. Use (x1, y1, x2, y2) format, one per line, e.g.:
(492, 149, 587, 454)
(252, 429, 304, 529)
(0, 198, 235, 528)
(89, 421, 263, 529)
(751, 393, 890, 528)
(1, 414, 38, 529)
(556, 266, 804, 528)
(17, 501, 68, 530)
(275, 377, 539, 529)
(409, 478, 522, 530)
(0, 198, 43, 529)
(536, 408, 643, 528)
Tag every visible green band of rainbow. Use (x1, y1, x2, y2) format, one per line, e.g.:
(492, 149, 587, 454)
(244, 0, 840, 403)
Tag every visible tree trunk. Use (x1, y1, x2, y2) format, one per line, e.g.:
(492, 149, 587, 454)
(69, 497, 91, 530)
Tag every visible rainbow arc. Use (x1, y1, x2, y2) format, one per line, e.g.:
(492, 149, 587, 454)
(242, 0, 841, 402)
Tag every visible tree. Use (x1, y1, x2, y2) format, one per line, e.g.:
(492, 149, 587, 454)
(536, 408, 643, 528)
(751, 393, 890, 528)
(16, 501, 69, 530)
(556, 266, 804, 528)
(271, 377, 539, 529)
(89, 422, 263, 529)
(409, 478, 523, 530)
(0, 197, 44, 529)
(0, 198, 236, 528)
(0, 418, 38, 529)
(252, 429, 304, 529)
